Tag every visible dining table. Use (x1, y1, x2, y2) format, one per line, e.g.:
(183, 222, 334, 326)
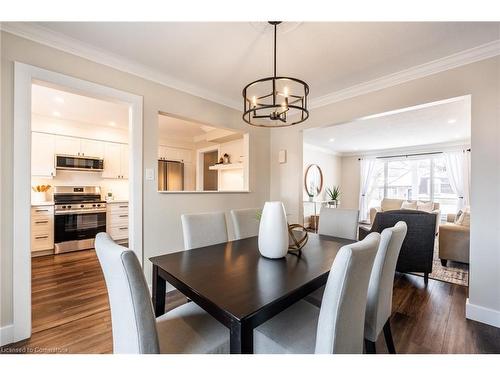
(149, 233, 354, 354)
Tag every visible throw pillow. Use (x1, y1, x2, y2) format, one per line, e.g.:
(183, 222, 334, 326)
(461, 212, 471, 227)
(417, 201, 434, 212)
(401, 200, 417, 210)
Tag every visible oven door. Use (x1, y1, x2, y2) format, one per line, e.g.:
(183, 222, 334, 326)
(54, 211, 106, 252)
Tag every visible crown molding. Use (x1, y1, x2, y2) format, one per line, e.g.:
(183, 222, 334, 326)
(2, 22, 500, 112)
(309, 39, 500, 109)
(0, 22, 242, 110)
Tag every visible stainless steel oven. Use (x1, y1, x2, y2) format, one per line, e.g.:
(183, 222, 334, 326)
(56, 154, 104, 172)
(53, 186, 106, 254)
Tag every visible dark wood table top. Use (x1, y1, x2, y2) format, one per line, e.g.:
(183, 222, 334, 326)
(150, 233, 354, 325)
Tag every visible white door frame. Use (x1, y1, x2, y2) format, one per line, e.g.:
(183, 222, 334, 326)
(13, 62, 143, 342)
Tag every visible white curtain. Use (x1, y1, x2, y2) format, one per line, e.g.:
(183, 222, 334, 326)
(444, 150, 471, 210)
(359, 158, 376, 222)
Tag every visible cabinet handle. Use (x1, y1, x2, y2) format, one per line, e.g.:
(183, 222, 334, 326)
(119, 227, 128, 230)
(35, 235, 48, 240)
(119, 214, 128, 218)
(119, 205, 128, 208)
(35, 220, 49, 224)
(35, 209, 49, 212)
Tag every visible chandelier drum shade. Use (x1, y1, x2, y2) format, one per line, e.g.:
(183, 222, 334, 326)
(242, 21, 309, 128)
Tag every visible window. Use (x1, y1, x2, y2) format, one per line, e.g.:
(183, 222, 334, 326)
(366, 155, 459, 221)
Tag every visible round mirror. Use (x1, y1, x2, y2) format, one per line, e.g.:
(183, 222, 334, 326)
(304, 164, 323, 197)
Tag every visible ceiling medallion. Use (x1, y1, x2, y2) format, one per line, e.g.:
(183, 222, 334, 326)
(242, 21, 309, 128)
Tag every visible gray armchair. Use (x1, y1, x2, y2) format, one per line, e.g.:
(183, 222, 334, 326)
(360, 210, 436, 284)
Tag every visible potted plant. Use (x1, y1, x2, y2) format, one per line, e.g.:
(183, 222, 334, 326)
(326, 186, 341, 208)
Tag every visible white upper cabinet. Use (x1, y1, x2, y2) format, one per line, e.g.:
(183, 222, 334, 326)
(55, 135, 104, 158)
(80, 139, 105, 158)
(158, 145, 192, 162)
(32, 132, 56, 177)
(120, 144, 129, 179)
(103, 142, 128, 179)
(55, 135, 81, 156)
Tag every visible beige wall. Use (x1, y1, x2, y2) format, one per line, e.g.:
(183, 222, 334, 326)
(339, 156, 360, 210)
(270, 56, 500, 326)
(0, 31, 270, 328)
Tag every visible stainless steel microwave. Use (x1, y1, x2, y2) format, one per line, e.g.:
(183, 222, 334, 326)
(55, 155, 104, 171)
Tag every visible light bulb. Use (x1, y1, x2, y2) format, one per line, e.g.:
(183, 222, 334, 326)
(283, 86, 289, 97)
(252, 96, 257, 107)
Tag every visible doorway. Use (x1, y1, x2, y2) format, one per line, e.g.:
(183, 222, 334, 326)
(12, 63, 143, 343)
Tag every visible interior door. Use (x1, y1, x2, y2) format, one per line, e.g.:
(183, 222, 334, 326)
(203, 151, 218, 191)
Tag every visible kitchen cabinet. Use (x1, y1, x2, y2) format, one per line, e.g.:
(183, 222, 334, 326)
(81, 139, 105, 158)
(55, 135, 81, 156)
(103, 142, 128, 179)
(55, 135, 104, 158)
(158, 145, 192, 163)
(32, 132, 56, 177)
(106, 201, 129, 242)
(31, 205, 54, 256)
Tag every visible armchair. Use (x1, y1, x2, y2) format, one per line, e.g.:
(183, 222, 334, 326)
(360, 209, 436, 284)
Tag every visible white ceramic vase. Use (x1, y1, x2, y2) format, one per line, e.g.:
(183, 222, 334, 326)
(258, 201, 289, 259)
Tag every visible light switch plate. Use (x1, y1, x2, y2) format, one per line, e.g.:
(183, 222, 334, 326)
(145, 168, 155, 181)
(279, 149, 287, 164)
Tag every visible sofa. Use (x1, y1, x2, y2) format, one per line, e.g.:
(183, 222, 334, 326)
(370, 198, 441, 235)
(439, 210, 470, 266)
(360, 209, 437, 284)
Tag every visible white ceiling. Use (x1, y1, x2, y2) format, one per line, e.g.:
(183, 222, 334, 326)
(33, 22, 500, 109)
(158, 114, 214, 140)
(31, 83, 129, 128)
(303, 96, 471, 155)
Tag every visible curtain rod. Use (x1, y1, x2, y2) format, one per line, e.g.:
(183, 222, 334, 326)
(358, 148, 470, 161)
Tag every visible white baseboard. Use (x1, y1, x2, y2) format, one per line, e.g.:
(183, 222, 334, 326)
(0, 324, 14, 346)
(466, 298, 500, 328)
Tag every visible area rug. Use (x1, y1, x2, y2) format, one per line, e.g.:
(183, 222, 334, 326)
(410, 244, 469, 286)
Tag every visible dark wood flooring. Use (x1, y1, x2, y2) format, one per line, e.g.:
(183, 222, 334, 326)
(2, 250, 500, 354)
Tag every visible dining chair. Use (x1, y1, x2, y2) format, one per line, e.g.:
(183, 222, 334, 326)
(181, 211, 228, 250)
(318, 207, 360, 240)
(254, 232, 380, 354)
(95, 233, 229, 354)
(364, 221, 407, 354)
(230, 208, 261, 240)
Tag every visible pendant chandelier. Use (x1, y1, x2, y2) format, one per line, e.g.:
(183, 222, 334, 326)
(242, 21, 309, 127)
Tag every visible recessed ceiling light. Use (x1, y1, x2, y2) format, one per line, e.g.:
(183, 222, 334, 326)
(329, 138, 335, 142)
(54, 97, 64, 104)
(52, 111, 61, 117)
(109, 121, 116, 127)
(447, 119, 457, 124)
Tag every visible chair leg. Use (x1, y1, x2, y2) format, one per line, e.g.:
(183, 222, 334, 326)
(383, 320, 396, 354)
(364, 339, 376, 354)
(440, 259, 447, 267)
(424, 273, 429, 285)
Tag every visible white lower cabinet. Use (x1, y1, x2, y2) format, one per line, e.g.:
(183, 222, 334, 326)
(106, 202, 129, 242)
(31, 205, 54, 256)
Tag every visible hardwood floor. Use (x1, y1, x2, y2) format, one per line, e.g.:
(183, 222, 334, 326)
(2, 250, 500, 354)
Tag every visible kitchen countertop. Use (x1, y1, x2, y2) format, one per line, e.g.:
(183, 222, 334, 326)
(31, 201, 54, 206)
(106, 199, 129, 204)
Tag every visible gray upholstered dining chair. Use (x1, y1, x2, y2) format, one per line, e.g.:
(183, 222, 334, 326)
(364, 221, 407, 354)
(253, 233, 380, 354)
(230, 208, 261, 240)
(95, 233, 229, 354)
(181, 211, 228, 250)
(318, 207, 359, 240)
